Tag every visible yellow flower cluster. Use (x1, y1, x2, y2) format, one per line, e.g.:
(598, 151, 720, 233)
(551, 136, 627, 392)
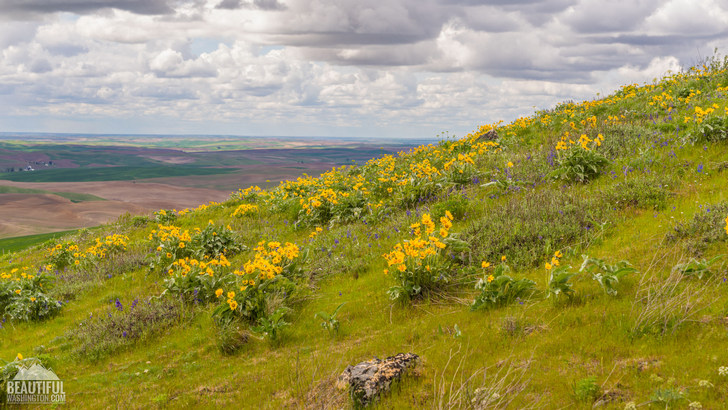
(168, 254, 232, 277)
(236, 241, 300, 280)
(383, 212, 453, 274)
(544, 250, 563, 271)
(308, 226, 324, 239)
(149, 224, 192, 248)
(85, 234, 129, 259)
(300, 188, 341, 214)
(215, 288, 238, 310)
(689, 104, 721, 124)
(232, 203, 259, 217)
(1, 267, 33, 282)
(232, 185, 264, 201)
(555, 132, 604, 151)
(649, 91, 674, 110)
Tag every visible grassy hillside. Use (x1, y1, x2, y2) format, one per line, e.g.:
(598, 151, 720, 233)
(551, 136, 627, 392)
(2, 57, 728, 409)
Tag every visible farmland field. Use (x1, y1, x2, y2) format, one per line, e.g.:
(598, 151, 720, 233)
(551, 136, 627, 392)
(0, 136, 424, 239)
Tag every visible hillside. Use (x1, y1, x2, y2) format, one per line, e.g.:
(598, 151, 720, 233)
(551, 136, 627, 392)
(2, 56, 728, 409)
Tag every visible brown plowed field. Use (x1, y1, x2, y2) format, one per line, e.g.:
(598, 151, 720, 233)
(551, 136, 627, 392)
(0, 180, 229, 238)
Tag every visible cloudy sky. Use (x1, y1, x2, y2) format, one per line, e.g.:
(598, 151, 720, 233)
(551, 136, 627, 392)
(1, 0, 727, 139)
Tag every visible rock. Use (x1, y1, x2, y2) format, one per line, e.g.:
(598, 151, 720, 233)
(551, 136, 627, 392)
(336, 353, 419, 407)
(478, 129, 498, 141)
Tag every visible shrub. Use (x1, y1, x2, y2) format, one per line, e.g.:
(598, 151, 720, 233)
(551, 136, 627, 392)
(191, 222, 243, 259)
(45, 242, 82, 271)
(211, 241, 300, 324)
(430, 195, 468, 220)
(153, 209, 177, 225)
(67, 298, 181, 360)
(147, 224, 194, 272)
(383, 212, 469, 302)
(553, 146, 609, 183)
(471, 262, 536, 310)
(602, 175, 672, 210)
(315, 302, 345, 336)
(666, 202, 728, 255)
(0, 268, 63, 321)
(546, 266, 578, 300)
(463, 189, 608, 269)
(672, 255, 724, 280)
(579, 255, 637, 296)
(215, 322, 250, 355)
(252, 307, 290, 343)
(148, 222, 242, 273)
(694, 114, 728, 142)
(572, 376, 600, 403)
(163, 254, 237, 304)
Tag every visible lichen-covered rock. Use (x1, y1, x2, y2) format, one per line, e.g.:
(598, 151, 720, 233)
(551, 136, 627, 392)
(477, 128, 498, 141)
(336, 353, 419, 407)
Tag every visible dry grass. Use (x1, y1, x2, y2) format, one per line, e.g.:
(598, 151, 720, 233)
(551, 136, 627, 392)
(433, 345, 541, 409)
(629, 245, 719, 338)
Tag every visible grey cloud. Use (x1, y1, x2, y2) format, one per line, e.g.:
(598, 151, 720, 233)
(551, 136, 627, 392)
(297, 42, 434, 67)
(253, 0, 285, 10)
(0, 0, 175, 17)
(216, 0, 242, 9)
(216, 0, 285, 10)
(0, 22, 39, 47)
(268, 32, 431, 48)
(28, 59, 53, 73)
(132, 85, 198, 100)
(560, 0, 661, 34)
(45, 44, 89, 57)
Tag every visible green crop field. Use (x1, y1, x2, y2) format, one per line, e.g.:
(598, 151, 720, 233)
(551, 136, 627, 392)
(0, 166, 236, 182)
(0, 185, 105, 202)
(2, 57, 728, 409)
(0, 229, 84, 254)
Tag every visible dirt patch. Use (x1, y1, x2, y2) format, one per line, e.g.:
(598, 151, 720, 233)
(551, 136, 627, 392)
(0, 180, 229, 239)
(141, 155, 196, 165)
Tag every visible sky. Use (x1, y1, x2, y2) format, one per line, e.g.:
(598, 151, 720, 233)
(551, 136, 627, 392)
(1, 0, 727, 140)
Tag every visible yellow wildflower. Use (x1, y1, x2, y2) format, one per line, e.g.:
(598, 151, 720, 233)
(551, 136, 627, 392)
(215, 288, 223, 298)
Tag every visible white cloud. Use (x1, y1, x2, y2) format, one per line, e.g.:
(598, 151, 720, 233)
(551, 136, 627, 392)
(644, 0, 728, 36)
(0, 0, 727, 138)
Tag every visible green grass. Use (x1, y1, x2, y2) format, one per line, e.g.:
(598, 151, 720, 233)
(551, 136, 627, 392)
(0, 229, 82, 253)
(0, 166, 236, 182)
(2, 57, 728, 409)
(0, 185, 106, 202)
